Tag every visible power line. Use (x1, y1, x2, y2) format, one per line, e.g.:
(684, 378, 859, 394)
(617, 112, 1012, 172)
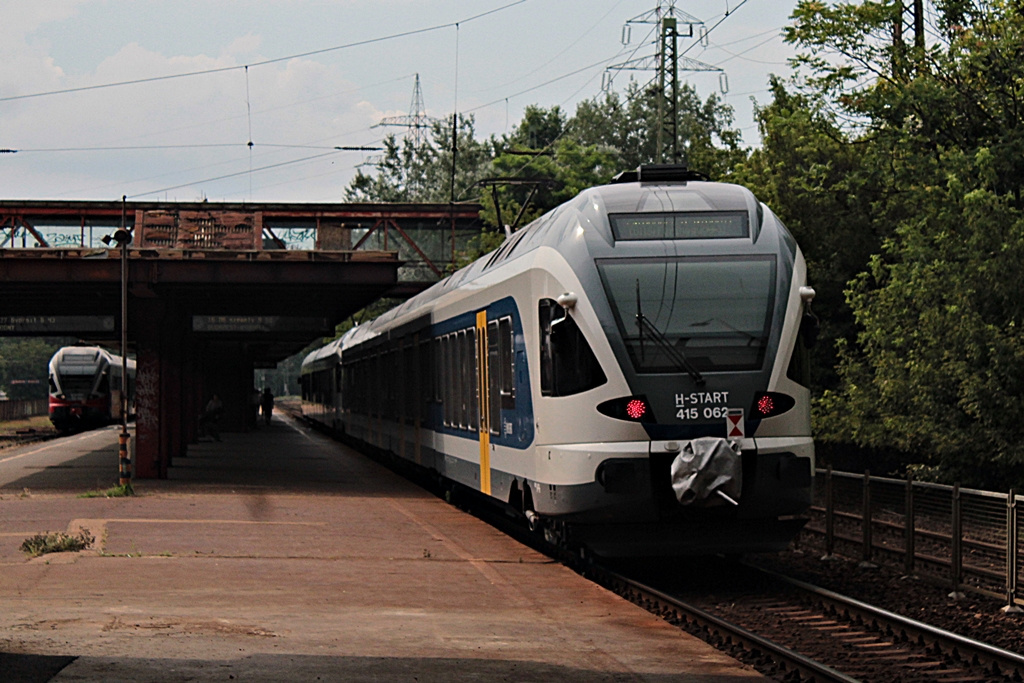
(473, 2, 757, 187)
(128, 150, 343, 199)
(464, 49, 631, 114)
(711, 33, 788, 66)
(0, 0, 528, 104)
(5, 143, 382, 153)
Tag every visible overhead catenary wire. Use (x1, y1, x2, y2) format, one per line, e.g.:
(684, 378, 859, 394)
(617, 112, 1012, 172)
(483, 1, 755, 186)
(0, 0, 528, 104)
(128, 150, 343, 199)
(6, 143, 382, 153)
(6, 0, 765, 201)
(468, 0, 630, 94)
(215, 2, 747, 199)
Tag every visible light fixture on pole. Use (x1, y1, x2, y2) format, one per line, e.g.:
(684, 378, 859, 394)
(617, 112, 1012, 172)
(102, 197, 132, 489)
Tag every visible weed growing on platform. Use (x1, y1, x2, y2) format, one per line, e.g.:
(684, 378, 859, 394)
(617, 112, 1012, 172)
(21, 528, 94, 557)
(78, 483, 134, 498)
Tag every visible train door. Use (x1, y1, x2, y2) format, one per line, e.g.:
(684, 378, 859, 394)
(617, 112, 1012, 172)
(475, 311, 492, 495)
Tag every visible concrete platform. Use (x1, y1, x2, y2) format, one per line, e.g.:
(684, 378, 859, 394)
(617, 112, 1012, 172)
(0, 414, 763, 681)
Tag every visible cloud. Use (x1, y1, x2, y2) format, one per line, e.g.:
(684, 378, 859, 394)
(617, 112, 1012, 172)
(4, 1, 87, 34)
(1, 29, 389, 200)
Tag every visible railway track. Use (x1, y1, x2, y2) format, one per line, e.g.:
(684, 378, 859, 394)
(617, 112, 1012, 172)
(0, 427, 58, 451)
(587, 559, 1024, 682)
(452, 491, 1024, 681)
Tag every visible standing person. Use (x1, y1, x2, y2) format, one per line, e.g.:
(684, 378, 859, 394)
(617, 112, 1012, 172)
(260, 387, 274, 425)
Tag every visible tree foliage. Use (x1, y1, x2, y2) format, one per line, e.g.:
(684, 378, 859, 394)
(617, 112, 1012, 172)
(345, 115, 493, 204)
(787, 0, 1024, 488)
(0, 338, 69, 400)
(733, 78, 885, 394)
(573, 81, 745, 178)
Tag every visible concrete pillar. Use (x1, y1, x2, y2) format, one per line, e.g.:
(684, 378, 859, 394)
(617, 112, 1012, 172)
(132, 297, 187, 479)
(134, 348, 162, 479)
(160, 330, 184, 471)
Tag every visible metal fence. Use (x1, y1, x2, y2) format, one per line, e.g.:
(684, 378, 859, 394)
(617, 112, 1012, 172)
(0, 398, 48, 422)
(802, 468, 1022, 612)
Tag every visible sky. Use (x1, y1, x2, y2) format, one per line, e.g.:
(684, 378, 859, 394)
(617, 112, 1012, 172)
(0, 1, 802, 203)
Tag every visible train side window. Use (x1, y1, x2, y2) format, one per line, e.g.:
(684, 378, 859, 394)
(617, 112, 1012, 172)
(444, 335, 455, 427)
(487, 320, 501, 434)
(96, 371, 110, 397)
(463, 328, 479, 430)
(458, 331, 466, 428)
(456, 330, 467, 429)
(539, 299, 607, 397)
(486, 316, 517, 436)
(454, 332, 463, 428)
(499, 317, 515, 409)
(433, 338, 442, 403)
(786, 311, 818, 387)
(383, 350, 393, 420)
(419, 338, 431, 418)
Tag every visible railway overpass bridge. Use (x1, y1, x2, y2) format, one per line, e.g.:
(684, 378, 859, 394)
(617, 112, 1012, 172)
(0, 199, 483, 478)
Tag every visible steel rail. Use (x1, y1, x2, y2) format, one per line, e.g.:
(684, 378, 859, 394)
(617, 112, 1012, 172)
(590, 565, 860, 683)
(757, 566, 1024, 681)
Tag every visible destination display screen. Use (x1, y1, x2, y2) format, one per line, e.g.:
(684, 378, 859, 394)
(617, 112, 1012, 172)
(610, 211, 748, 240)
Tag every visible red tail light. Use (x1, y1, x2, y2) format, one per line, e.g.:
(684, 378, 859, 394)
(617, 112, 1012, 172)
(751, 392, 795, 418)
(625, 399, 647, 419)
(597, 396, 653, 422)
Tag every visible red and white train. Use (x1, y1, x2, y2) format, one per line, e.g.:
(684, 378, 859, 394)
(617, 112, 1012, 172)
(48, 346, 136, 432)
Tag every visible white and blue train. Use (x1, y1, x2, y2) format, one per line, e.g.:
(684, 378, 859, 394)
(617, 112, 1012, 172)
(301, 165, 817, 556)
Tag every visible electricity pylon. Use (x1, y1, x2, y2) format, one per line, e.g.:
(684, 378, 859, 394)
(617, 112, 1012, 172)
(893, 0, 926, 79)
(605, 2, 724, 164)
(377, 73, 437, 147)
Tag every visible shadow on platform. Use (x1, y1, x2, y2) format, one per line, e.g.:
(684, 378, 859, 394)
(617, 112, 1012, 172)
(0, 415, 420, 498)
(1, 652, 755, 683)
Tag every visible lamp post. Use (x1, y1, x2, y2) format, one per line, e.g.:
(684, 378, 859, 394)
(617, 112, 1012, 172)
(104, 196, 132, 489)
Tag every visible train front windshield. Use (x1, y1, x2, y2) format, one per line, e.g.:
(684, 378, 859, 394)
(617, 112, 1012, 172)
(56, 373, 97, 397)
(597, 255, 776, 373)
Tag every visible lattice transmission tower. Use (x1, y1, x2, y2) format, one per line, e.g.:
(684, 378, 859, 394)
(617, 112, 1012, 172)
(377, 73, 437, 147)
(893, 0, 926, 78)
(605, 1, 725, 165)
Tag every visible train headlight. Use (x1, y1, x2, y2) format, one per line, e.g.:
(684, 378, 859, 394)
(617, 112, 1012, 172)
(751, 392, 795, 418)
(597, 396, 654, 422)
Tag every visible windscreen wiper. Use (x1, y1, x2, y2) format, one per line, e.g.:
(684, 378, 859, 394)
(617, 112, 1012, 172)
(636, 280, 705, 385)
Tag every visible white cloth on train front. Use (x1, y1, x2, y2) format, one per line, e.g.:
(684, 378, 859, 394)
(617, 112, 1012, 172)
(670, 437, 742, 507)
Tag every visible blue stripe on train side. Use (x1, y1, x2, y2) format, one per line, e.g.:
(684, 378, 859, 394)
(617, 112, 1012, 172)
(428, 296, 534, 449)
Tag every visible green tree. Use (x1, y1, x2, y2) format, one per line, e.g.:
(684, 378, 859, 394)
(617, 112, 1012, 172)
(733, 77, 885, 394)
(483, 107, 621, 228)
(572, 81, 745, 178)
(0, 338, 69, 400)
(345, 114, 493, 204)
(787, 0, 1024, 487)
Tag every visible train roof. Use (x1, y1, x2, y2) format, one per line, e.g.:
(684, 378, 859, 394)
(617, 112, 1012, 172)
(300, 336, 344, 369)
(49, 345, 134, 370)
(332, 166, 782, 352)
